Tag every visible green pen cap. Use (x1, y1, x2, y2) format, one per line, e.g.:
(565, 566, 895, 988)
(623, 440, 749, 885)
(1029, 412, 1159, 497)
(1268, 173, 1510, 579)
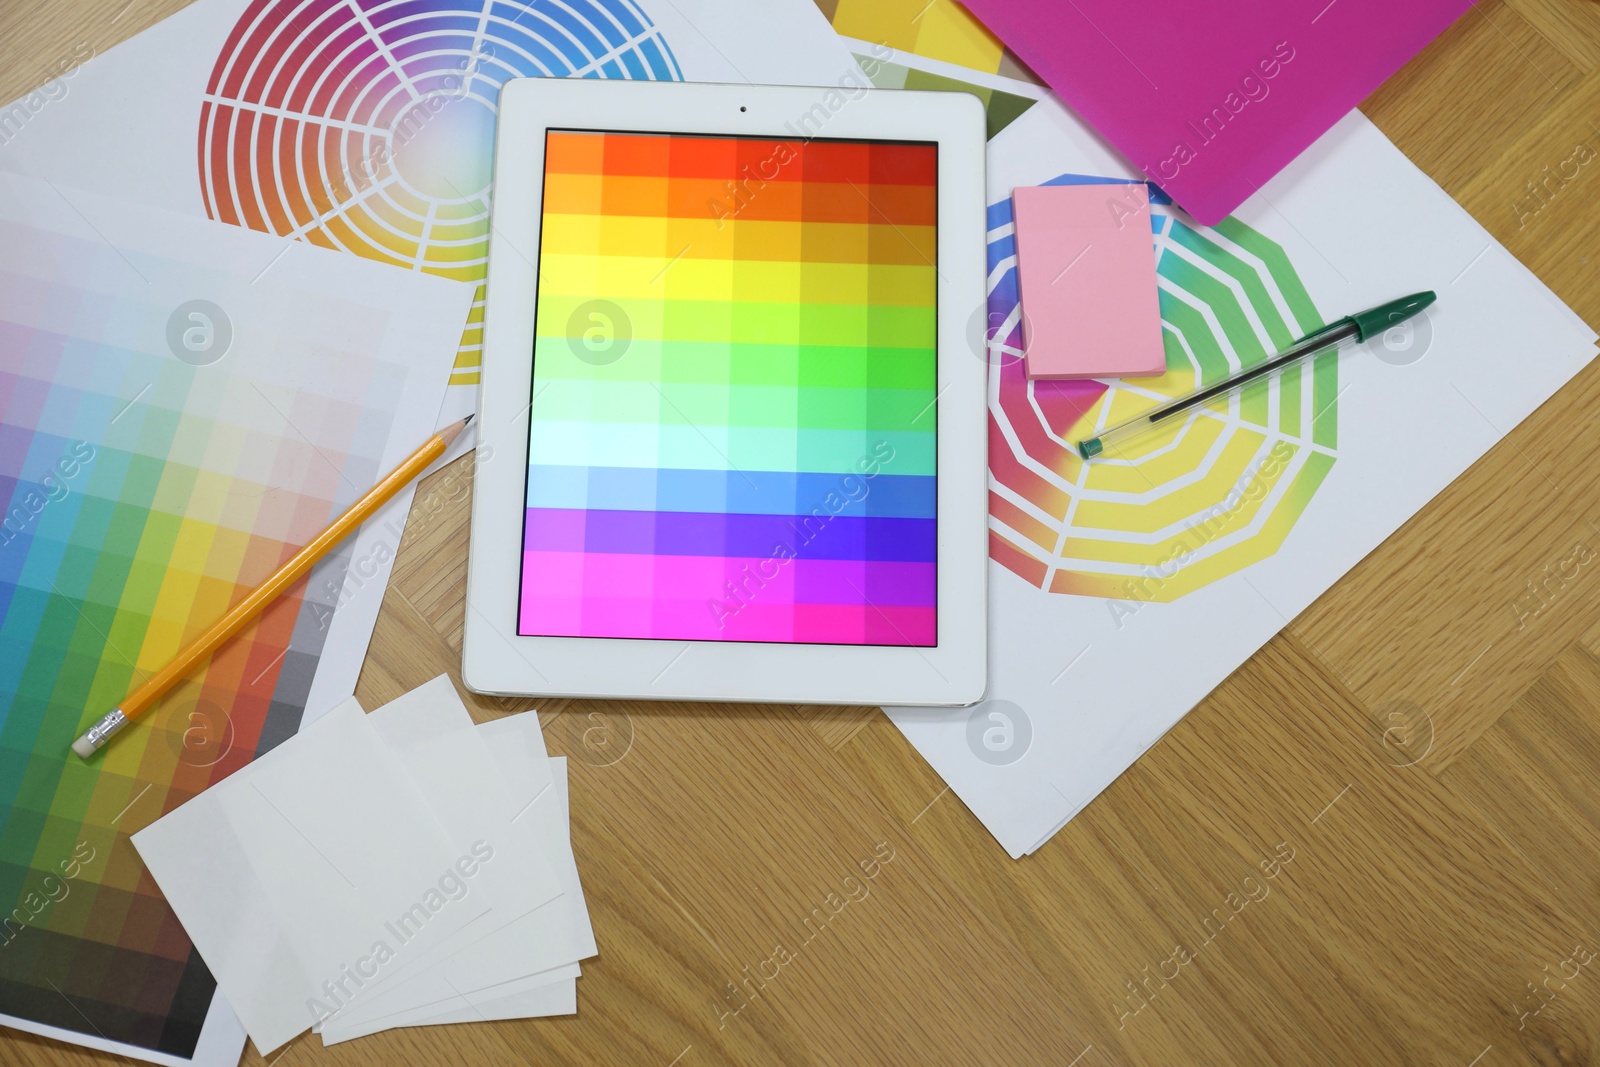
(1347, 290, 1435, 343)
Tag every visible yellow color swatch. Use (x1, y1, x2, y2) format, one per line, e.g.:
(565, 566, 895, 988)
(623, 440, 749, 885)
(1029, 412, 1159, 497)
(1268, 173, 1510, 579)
(829, 0, 1004, 74)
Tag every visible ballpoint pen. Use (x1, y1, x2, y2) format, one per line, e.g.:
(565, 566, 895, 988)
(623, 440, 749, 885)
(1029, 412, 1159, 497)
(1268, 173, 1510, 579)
(1077, 291, 1436, 460)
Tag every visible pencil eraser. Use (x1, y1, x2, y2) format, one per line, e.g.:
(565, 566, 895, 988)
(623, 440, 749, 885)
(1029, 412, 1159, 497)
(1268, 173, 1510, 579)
(71, 735, 96, 759)
(1013, 183, 1167, 380)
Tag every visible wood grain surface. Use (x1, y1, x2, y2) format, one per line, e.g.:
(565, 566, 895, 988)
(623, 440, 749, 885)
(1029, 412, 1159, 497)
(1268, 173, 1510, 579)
(4, 1, 1600, 1064)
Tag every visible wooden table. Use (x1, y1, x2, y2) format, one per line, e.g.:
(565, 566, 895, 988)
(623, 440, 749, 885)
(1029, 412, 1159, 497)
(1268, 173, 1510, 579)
(5, 1, 1600, 1064)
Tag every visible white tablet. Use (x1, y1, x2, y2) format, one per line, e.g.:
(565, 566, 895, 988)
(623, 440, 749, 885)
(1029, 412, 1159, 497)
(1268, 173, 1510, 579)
(464, 77, 987, 706)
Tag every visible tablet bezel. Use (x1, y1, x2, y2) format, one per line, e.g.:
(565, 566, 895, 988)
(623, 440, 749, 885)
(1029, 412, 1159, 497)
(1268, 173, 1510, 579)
(465, 77, 987, 706)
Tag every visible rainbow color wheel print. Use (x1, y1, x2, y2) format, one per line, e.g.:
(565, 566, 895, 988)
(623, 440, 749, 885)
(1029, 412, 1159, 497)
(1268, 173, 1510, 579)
(198, 0, 683, 387)
(987, 176, 1338, 602)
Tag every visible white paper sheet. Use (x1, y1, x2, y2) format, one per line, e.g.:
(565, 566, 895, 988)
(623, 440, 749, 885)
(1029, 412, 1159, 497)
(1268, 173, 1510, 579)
(320, 759, 586, 1043)
(341, 677, 564, 1000)
(885, 101, 1598, 857)
(317, 718, 596, 1037)
(133, 699, 489, 1054)
(412, 976, 579, 1025)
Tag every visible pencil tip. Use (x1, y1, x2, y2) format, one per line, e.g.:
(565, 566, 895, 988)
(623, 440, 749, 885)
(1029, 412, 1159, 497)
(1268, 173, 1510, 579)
(438, 413, 476, 448)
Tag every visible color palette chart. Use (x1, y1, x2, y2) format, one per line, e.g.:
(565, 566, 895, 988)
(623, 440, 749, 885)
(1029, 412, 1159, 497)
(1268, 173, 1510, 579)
(819, 0, 1043, 140)
(0, 175, 464, 1062)
(521, 131, 938, 645)
(856, 56, 1036, 140)
(199, 0, 685, 388)
(985, 174, 1337, 601)
(821, 0, 1008, 75)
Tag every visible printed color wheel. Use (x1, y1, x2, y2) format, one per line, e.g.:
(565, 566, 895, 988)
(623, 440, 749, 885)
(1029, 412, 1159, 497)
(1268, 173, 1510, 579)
(985, 176, 1339, 602)
(198, 0, 684, 385)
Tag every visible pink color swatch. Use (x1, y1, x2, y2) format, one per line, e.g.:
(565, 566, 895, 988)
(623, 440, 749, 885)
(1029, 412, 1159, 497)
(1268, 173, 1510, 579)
(958, 0, 1473, 224)
(1013, 184, 1166, 380)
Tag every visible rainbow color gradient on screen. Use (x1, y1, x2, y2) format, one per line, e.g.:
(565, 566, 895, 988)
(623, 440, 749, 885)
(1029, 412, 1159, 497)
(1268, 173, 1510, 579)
(520, 131, 939, 645)
(0, 224, 389, 1056)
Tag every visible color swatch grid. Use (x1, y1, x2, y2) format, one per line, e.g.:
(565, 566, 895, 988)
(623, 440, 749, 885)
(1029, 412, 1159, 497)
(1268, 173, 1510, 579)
(0, 224, 396, 1056)
(199, 0, 685, 387)
(521, 131, 938, 645)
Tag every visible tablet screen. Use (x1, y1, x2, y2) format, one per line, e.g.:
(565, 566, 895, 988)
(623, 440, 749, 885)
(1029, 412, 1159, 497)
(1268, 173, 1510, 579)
(519, 130, 937, 646)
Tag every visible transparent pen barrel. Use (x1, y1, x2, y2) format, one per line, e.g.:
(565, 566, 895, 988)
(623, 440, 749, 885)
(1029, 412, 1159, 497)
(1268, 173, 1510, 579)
(1080, 321, 1357, 459)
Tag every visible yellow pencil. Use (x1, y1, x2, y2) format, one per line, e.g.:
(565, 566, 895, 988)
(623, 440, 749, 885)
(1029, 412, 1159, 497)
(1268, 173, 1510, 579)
(70, 415, 474, 759)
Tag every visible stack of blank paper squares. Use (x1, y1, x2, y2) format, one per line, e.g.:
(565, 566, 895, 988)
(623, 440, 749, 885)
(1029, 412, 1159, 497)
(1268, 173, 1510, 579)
(132, 677, 595, 1054)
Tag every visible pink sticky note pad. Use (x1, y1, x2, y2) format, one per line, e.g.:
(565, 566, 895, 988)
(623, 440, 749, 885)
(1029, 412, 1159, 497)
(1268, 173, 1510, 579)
(1013, 184, 1166, 380)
